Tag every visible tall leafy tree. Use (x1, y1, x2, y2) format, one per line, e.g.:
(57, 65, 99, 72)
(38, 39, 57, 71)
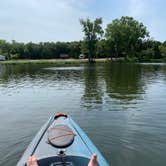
(160, 43, 166, 57)
(105, 16, 149, 58)
(80, 18, 103, 62)
(0, 40, 11, 59)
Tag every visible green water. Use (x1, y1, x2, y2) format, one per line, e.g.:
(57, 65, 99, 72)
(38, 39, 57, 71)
(0, 63, 166, 166)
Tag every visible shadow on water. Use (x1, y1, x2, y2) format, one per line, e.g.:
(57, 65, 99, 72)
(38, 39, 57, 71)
(81, 63, 146, 111)
(104, 63, 144, 100)
(81, 64, 104, 110)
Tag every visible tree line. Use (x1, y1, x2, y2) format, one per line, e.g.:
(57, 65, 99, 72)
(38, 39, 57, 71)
(0, 16, 166, 62)
(0, 40, 82, 60)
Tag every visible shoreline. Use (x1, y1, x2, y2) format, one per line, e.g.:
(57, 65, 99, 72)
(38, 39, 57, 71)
(0, 59, 108, 65)
(0, 58, 165, 65)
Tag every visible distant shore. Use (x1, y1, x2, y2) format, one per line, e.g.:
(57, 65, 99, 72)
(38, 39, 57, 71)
(0, 58, 109, 65)
(0, 58, 165, 65)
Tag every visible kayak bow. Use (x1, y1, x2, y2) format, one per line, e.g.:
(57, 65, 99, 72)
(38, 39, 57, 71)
(17, 113, 109, 166)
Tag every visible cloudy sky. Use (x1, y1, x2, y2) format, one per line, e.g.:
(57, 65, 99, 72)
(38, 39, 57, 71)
(0, 0, 165, 43)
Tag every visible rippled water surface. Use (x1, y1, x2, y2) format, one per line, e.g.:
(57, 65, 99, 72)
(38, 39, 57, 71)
(0, 63, 166, 166)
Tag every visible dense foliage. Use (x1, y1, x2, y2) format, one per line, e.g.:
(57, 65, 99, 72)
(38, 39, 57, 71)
(80, 18, 103, 62)
(0, 16, 166, 62)
(105, 16, 149, 58)
(0, 40, 82, 60)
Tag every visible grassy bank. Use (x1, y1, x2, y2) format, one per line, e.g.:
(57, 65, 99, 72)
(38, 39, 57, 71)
(0, 59, 108, 65)
(0, 58, 165, 65)
(120, 56, 166, 63)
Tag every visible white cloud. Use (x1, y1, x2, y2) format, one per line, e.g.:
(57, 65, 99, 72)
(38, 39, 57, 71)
(128, 0, 165, 41)
(0, 0, 92, 42)
(0, 0, 165, 42)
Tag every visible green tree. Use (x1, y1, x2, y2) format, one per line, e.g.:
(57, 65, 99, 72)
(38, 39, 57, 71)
(160, 43, 166, 58)
(96, 39, 114, 59)
(80, 18, 103, 62)
(105, 16, 149, 58)
(0, 40, 11, 59)
(68, 41, 81, 58)
(153, 44, 162, 59)
(96, 39, 107, 58)
(10, 40, 25, 59)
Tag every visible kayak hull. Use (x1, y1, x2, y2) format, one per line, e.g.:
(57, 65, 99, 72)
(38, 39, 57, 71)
(16, 115, 109, 166)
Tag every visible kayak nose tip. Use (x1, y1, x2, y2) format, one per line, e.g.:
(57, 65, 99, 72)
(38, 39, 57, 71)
(54, 113, 68, 119)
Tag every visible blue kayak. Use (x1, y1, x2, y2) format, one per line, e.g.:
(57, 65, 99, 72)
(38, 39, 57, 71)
(17, 113, 109, 166)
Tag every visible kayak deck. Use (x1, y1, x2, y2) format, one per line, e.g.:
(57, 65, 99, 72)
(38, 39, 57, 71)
(38, 156, 89, 166)
(17, 114, 109, 166)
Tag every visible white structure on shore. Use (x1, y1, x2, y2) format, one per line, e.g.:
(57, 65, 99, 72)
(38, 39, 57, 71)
(0, 55, 5, 61)
(79, 54, 85, 59)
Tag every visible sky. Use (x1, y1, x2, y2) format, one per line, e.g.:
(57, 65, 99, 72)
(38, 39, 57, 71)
(0, 0, 165, 43)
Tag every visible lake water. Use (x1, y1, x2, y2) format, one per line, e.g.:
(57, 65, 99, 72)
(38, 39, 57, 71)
(0, 62, 166, 166)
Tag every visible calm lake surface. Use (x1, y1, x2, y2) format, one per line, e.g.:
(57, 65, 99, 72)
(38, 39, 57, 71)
(0, 62, 166, 166)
